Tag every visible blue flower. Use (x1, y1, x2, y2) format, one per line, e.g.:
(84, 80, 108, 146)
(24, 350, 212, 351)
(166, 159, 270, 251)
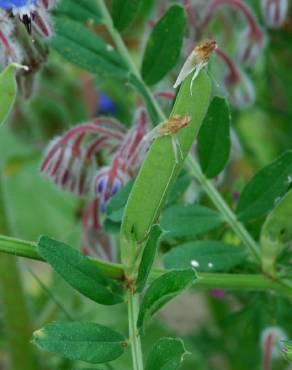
(0, 0, 36, 10)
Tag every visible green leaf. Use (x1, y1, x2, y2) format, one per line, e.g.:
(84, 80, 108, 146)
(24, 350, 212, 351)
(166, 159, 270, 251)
(120, 71, 212, 266)
(56, 0, 101, 24)
(37, 236, 124, 305)
(163, 241, 246, 272)
(112, 0, 142, 31)
(145, 337, 189, 370)
(33, 322, 126, 364)
(236, 150, 292, 221)
(0, 64, 25, 125)
(198, 96, 231, 178)
(161, 203, 223, 238)
(136, 224, 162, 293)
(51, 17, 127, 78)
(141, 5, 186, 85)
(137, 269, 197, 331)
(260, 189, 292, 274)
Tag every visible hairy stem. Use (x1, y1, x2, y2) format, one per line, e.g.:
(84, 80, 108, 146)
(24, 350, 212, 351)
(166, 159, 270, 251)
(0, 174, 39, 370)
(128, 290, 144, 370)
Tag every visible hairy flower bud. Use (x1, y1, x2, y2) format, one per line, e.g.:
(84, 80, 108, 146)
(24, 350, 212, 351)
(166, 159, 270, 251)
(216, 48, 255, 109)
(261, 0, 289, 28)
(237, 27, 266, 66)
(226, 69, 255, 109)
(261, 326, 287, 369)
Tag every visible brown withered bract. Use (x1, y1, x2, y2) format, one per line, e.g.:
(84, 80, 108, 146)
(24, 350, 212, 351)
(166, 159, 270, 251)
(193, 39, 217, 63)
(157, 115, 192, 135)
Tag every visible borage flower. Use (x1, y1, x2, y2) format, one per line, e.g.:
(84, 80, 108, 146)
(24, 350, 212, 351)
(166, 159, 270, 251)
(41, 110, 149, 259)
(0, 0, 55, 35)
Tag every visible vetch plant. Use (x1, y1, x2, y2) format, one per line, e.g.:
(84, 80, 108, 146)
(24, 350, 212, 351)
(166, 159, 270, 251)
(0, 1, 292, 370)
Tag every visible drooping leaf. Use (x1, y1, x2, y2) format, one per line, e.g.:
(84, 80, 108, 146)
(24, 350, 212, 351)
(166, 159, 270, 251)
(145, 337, 189, 370)
(56, 0, 101, 24)
(37, 236, 124, 305)
(120, 71, 211, 266)
(141, 5, 186, 85)
(163, 241, 246, 272)
(112, 0, 142, 31)
(160, 203, 223, 238)
(137, 269, 197, 331)
(136, 224, 162, 293)
(33, 322, 126, 364)
(260, 189, 292, 273)
(50, 17, 127, 78)
(236, 150, 292, 221)
(0, 64, 25, 125)
(198, 96, 231, 178)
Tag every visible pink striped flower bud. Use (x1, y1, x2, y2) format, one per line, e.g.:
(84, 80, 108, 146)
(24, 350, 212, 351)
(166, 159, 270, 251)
(216, 48, 255, 109)
(93, 160, 125, 212)
(82, 199, 116, 261)
(261, 0, 289, 28)
(237, 27, 266, 66)
(41, 118, 125, 195)
(261, 327, 287, 370)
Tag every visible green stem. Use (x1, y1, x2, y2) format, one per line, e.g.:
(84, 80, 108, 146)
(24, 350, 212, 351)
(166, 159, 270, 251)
(0, 174, 39, 370)
(95, 0, 261, 262)
(0, 234, 291, 295)
(0, 234, 124, 279)
(187, 156, 261, 262)
(96, 0, 165, 124)
(128, 290, 144, 370)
